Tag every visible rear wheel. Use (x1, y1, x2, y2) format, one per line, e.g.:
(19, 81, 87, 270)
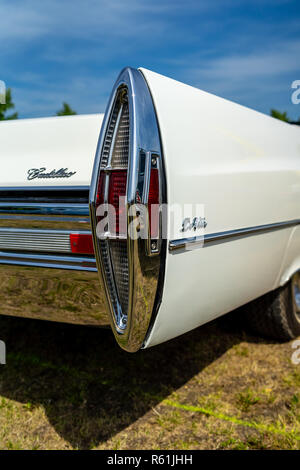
(244, 272, 300, 341)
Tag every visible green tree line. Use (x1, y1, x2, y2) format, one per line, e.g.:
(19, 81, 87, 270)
(0, 89, 77, 120)
(270, 109, 300, 124)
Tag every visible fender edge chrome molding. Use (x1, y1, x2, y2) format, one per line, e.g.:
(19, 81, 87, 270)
(169, 219, 300, 253)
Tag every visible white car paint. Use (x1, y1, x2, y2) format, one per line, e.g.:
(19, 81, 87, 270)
(139, 68, 300, 347)
(0, 114, 103, 187)
(1, 68, 299, 350)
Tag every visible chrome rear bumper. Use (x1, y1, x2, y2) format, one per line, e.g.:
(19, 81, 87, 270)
(0, 187, 109, 326)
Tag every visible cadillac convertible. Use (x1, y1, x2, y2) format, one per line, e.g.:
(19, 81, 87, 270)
(0, 67, 299, 352)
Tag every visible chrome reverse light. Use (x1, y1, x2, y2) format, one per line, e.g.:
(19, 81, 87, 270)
(89, 68, 166, 352)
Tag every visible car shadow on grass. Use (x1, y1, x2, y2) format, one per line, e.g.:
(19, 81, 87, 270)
(0, 309, 271, 449)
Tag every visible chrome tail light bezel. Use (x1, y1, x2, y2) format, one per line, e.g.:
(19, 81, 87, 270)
(89, 67, 166, 352)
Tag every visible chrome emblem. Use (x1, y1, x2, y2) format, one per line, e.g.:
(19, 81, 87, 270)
(27, 167, 76, 180)
(181, 217, 207, 232)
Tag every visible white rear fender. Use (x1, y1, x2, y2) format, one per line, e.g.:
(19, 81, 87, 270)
(0, 114, 103, 187)
(138, 68, 300, 347)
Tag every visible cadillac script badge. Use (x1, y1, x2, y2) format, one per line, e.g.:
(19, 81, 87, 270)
(27, 167, 76, 180)
(181, 216, 207, 232)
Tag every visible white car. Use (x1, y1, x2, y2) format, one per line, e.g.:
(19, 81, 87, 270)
(0, 67, 299, 352)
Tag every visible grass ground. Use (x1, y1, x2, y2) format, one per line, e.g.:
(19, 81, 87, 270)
(0, 310, 299, 450)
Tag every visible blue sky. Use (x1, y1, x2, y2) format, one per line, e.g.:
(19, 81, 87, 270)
(2, 0, 300, 119)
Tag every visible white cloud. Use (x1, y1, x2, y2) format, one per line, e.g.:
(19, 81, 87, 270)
(0, 0, 253, 46)
(0, 3, 47, 41)
(195, 42, 300, 82)
(165, 39, 300, 95)
(0, 0, 176, 44)
(160, 38, 300, 119)
(12, 72, 118, 117)
(1, 0, 299, 118)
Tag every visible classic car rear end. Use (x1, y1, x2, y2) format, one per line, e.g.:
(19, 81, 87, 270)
(0, 68, 299, 352)
(0, 114, 109, 327)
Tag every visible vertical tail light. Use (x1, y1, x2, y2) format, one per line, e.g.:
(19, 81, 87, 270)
(89, 68, 166, 352)
(108, 170, 127, 236)
(148, 166, 160, 241)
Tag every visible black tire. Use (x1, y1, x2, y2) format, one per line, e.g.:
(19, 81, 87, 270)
(244, 272, 300, 341)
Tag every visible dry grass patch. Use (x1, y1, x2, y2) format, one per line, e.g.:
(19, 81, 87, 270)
(0, 310, 299, 449)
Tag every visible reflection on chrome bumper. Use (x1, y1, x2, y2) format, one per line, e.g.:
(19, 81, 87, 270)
(0, 264, 109, 326)
(0, 188, 109, 327)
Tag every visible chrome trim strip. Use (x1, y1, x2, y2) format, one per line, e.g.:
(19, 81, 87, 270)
(0, 214, 91, 231)
(0, 251, 97, 271)
(0, 227, 92, 234)
(0, 202, 89, 216)
(0, 194, 94, 271)
(0, 214, 90, 223)
(169, 219, 300, 252)
(0, 228, 92, 254)
(0, 186, 90, 191)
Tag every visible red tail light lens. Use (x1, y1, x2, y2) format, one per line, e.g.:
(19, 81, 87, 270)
(96, 172, 105, 207)
(108, 170, 127, 236)
(70, 233, 94, 254)
(148, 168, 159, 239)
